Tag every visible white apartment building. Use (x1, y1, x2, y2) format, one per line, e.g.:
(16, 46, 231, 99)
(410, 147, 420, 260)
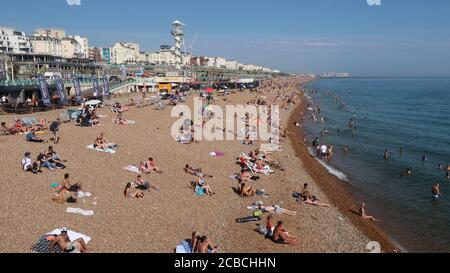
(30, 36, 62, 56)
(34, 28, 66, 40)
(111, 42, 140, 64)
(0, 27, 32, 54)
(225, 60, 238, 70)
(69, 35, 89, 58)
(61, 37, 83, 59)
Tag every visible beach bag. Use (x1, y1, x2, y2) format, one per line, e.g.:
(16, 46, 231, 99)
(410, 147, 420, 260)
(67, 196, 77, 203)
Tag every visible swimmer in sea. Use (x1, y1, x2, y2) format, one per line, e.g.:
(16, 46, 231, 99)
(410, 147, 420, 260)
(384, 150, 390, 161)
(432, 184, 442, 199)
(401, 168, 412, 177)
(344, 145, 349, 154)
(399, 148, 404, 155)
(422, 155, 428, 162)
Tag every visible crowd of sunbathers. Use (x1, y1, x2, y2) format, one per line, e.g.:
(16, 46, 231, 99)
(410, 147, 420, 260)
(22, 146, 67, 174)
(185, 164, 215, 196)
(77, 105, 100, 127)
(124, 175, 160, 199)
(1, 118, 47, 136)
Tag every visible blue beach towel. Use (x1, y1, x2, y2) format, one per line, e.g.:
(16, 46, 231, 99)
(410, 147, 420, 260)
(195, 185, 205, 196)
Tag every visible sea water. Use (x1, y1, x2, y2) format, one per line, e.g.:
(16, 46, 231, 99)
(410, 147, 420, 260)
(303, 78, 450, 252)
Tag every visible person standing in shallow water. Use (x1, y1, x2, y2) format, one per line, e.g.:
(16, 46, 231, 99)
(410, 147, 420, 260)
(384, 150, 390, 161)
(432, 184, 442, 199)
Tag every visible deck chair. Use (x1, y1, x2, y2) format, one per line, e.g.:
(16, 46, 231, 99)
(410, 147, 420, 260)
(1, 126, 11, 136)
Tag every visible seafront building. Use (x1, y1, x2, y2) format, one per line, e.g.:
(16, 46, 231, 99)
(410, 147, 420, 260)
(0, 27, 32, 54)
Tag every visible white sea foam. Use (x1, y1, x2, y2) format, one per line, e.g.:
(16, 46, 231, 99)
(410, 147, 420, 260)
(308, 147, 349, 182)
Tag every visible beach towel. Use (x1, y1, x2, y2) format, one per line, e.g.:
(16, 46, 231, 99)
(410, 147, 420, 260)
(176, 240, 193, 253)
(127, 120, 136, 125)
(66, 208, 94, 216)
(124, 165, 141, 174)
(86, 144, 116, 154)
(209, 151, 224, 157)
(195, 185, 205, 196)
(76, 191, 92, 198)
(47, 229, 91, 244)
(235, 216, 261, 223)
(31, 235, 65, 253)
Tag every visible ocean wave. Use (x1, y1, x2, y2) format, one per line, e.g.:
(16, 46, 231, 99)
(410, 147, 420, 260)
(308, 147, 349, 182)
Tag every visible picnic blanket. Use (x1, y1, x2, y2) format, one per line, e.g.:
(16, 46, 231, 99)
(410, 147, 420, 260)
(31, 235, 64, 253)
(175, 240, 193, 253)
(86, 144, 116, 154)
(124, 165, 141, 174)
(31, 229, 91, 253)
(66, 208, 94, 216)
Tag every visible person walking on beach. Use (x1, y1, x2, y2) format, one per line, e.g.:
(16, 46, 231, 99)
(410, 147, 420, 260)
(49, 118, 61, 144)
(359, 203, 378, 222)
(320, 144, 328, 161)
(432, 184, 442, 199)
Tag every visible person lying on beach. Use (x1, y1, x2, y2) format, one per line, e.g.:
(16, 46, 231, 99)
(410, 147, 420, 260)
(197, 178, 215, 196)
(52, 187, 77, 204)
(239, 169, 260, 182)
(124, 183, 144, 199)
(184, 165, 213, 178)
(135, 175, 160, 192)
(194, 236, 219, 254)
(257, 204, 297, 216)
(49, 228, 87, 253)
(93, 133, 112, 150)
(432, 184, 442, 199)
(26, 131, 47, 143)
(302, 196, 330, 208)
(61, 174, 83, 193)
(272, 221, 298, 245)
(239, 183, 256, 197)
(146, 157, 163, 174)
(13, 119, 28, 133)
(359, 203, 378, 222)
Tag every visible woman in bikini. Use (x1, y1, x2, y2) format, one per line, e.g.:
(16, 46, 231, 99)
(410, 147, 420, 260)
(239, 183, 256, 197)
(124, 183, 144, 199)
(94, 133, 110, 150)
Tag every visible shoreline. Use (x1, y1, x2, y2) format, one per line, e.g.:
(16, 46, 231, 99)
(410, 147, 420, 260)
(287, 90, 400, 253)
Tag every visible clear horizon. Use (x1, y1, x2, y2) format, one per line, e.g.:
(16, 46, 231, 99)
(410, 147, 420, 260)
(1, 0, 450, 76)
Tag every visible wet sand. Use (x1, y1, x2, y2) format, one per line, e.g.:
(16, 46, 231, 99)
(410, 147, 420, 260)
(0, 77, 375, 253)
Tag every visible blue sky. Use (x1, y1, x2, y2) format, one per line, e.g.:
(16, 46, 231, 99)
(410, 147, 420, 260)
(1, 0, 450, 76)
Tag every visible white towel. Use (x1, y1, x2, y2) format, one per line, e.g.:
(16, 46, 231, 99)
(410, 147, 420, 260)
(47, 229, 91, 244)
(66, 208, 94, 216)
